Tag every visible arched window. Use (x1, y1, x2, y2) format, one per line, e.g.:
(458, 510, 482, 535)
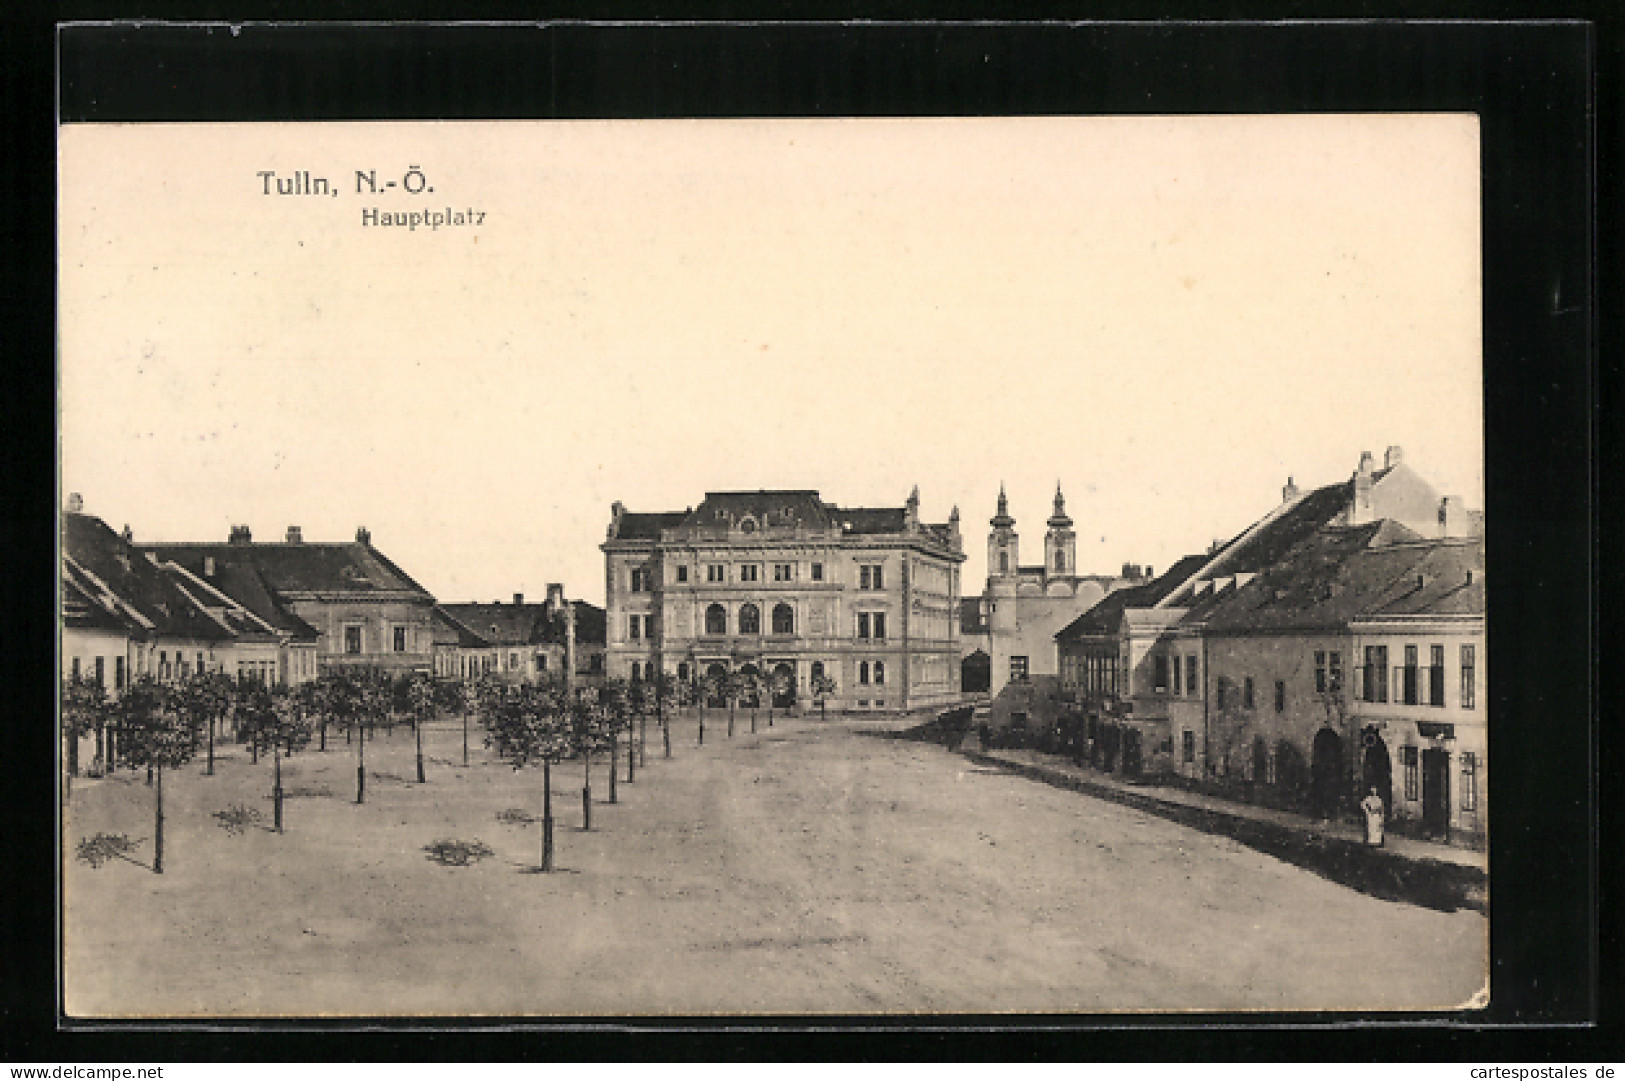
(772, 603, 794, 635)
(705, 603, 727, 636)
(739, 603, 761, 635)
(999, 551, 1009, 572)
(810, 661, 825, 682)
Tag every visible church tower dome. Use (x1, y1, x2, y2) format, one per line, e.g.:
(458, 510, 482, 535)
(1044, 482, 1077, 579)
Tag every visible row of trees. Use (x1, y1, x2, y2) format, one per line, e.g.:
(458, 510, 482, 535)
(62, 661, 844, 877)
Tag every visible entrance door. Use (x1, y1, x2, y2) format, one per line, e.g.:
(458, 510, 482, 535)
(705, 662, 729, 708)
(1361, 728, 1393, 817)
(1311, 728, 1345, 819)
(1421, 748, 1451, 837)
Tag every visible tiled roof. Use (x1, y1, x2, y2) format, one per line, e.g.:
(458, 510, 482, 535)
(139, 540, 433, 598)
(141, 545, 320, 639)
(1056, 554, 1208, 642)
(61, 568, 135, 634)
(615, 511, 689, 541)
(832, 506, 906, 535)
(1197, 529, 1483, 633)
(430, 606, 492, 649)
(688, 491, 835, 531)
(439, 599, 608, 648)
(62, 514, 234, 642)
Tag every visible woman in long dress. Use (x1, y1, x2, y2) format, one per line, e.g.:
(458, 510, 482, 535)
(1360, 787, 1386, 846)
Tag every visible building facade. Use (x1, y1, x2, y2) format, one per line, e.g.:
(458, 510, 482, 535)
(976, 484, 1146, 699)
(602, 488, 964, 711)
(438, 584, 606, 685)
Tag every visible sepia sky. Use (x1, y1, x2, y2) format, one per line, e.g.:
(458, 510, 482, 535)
(58, 116, 1483, 606)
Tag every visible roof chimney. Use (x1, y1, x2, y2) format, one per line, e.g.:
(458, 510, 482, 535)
(355, 526, 371, 545)
(66, 493, 84, 514)
(286, 525, 303, 543)
(203, 556, 216, 577)
(121, 524, 133, 544)
(1357, 450, 1376, 476)
(1384, 445, 1404, 470)
(229, 524, 252, 545)
(1146, 566, 1154, 579)
(546, 582, 565, 610)
(1282, 476, 1300, 503)
(513, 592, 524, 606)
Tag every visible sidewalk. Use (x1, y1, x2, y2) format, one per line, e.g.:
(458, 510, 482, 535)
(954, 741, 1487, 914)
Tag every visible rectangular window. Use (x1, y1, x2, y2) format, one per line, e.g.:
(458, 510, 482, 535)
(811, 562, 824, 581)
(630, 568, 644, 592)
(629, 615, 641, 640)
(1010, 656, 1029, 682)
(1172, 656, 1182, 696)
(1182, 730, 1195, 763)
(1403, 644, 1419, 705)
(1216, 679, 1227, 710)
(859, 564, 884, 590)
(675, 565, 689, 583)
(1329, 651, 1343, 694)
(71, 657, 81, 682)
(856, 612, 870, 640)
(1403, 746, 1419, 800)
(1274, 680, 1285, 713)
(115, 656, 126, 690)
(1461, 644, 1476, 709)
(1314, 650, 1327, 693)
(345, 626, 363, 654)
(537, 654, 548, 671)
(1364, 645, 1389, 703)
(740, 564, 759, 583)
(1429, 644, 1445, 706)
(859, 661, 870, 685)
(1153, 654, 1168, 693)
(94, 656, 105, 688)
(1244, 676, 1255, 709)
(1461, 752, 1478, 812)
(1186, 655, 1198, 695)
(872, 612, 886, 640)
(773, 563, 794, 582)
(394, 626, 408, 653)
(707, 564, 725, 583)
(874, 661, 885, 685)
(509, 652, 519, 670)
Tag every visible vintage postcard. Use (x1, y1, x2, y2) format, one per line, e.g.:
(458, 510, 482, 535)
(58, 115, 1487, 1017)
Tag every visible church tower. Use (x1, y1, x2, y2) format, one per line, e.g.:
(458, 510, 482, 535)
(988, 484, 1019, 579)
(1044, 482, 1076, 579)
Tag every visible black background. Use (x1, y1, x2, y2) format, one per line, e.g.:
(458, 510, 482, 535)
(6, 3, 1615, 1064)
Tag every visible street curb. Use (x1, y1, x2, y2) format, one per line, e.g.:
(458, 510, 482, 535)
(958, 746, 1488, 915)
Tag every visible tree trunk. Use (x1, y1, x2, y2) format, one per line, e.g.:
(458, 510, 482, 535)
(582, 751, 593, 831)
(752, 706, 757, 734)
(628, 723, 637, 783)
(609, 732, 619, 803)
(356, 724, 366, 804)
(728, 702, 735, 738)
(320, 716, 327, 752)
(153, 764, 165, 874)
(273, 746, 284, 833)
(542, 759, 554, 873)
(416, 713, 426, 784)
(640, 713, 648, 767)
(698, 712, 705, 746)
(462, 709, 469, 767)
(95, 722, 106, 777)
(663, 713, 672, 758)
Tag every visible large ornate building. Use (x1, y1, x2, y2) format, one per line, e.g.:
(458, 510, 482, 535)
(602, 488, 965, 711)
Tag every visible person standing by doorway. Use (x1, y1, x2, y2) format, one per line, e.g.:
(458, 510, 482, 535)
(1360, 787, 1386, 846)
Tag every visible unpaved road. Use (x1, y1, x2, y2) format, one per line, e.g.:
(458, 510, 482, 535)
(63, 711, 1485, 1016)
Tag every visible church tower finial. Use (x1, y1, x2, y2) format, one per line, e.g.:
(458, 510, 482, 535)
(1045, 481, 1076, 579)
(991, 482, 1014, 528)
(988, 483, 1018, 577)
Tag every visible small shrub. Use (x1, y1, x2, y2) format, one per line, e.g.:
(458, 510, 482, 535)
(75, 832, 142, 869)
(423, 839, 495, 867)
(495, 808, 536, 826)
(212, 804, 263, 835)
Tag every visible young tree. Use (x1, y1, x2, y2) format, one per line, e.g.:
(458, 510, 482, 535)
(435, 677, 473, 767)
(173, 670, 232, 777)
(699, 671, 727, 746)
(810, 673, 839, 722)
(598, 679, 630, 803)
(404, 673, 436, 784)
(61, 674, 108, 802)
(483, 681, 572, 872)
(117, 676, 201, 874)
(317, 671, 366, 802)
(562, 685, 612, 830)
(739, 669, 762, 734)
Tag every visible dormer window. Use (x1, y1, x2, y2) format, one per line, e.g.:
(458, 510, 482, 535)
(739, 517, 757, 534)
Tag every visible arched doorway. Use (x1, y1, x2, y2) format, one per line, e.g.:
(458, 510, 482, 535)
(1360, 726, 1393, 817)
(737, 663, 762, 707)
(705, 662, 729, 707)
(771, 663, 795, 709)
(1310, 727, 1346, 819)
(961, 650, 991, 693)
